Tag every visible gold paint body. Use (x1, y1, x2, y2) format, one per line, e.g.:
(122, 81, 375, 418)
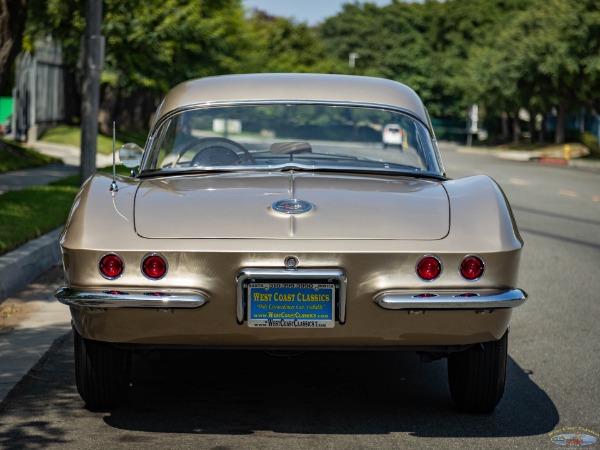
(58, 74, 524, 349)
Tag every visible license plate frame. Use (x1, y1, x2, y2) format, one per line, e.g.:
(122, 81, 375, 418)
(247, 281, 336, 328)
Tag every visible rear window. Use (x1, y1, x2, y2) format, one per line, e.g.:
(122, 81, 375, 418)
(142, 103, 442, 176)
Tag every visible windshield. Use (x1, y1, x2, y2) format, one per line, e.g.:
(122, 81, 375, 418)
(141, 104, 442, 176)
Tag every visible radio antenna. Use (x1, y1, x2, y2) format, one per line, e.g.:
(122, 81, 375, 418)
(109, 121, 118, 192)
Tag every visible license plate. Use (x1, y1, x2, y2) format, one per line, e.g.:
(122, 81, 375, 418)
(247, 282, 335, 328)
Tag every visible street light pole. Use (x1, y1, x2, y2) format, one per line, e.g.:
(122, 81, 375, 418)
(79, 0, 104, 184)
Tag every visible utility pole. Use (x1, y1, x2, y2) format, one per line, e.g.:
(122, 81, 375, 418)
(79, 0, 104, 184)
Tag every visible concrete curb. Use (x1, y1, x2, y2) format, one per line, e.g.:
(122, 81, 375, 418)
(567, 158, 600, 172)
(453, 144, 600, 172)
(0, 227, 63, 302)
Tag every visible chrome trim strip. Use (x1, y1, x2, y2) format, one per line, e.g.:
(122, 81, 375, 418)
(374, 288, 527, 310)
(55, 286, 208, 309)
(236, 268, 347, 324)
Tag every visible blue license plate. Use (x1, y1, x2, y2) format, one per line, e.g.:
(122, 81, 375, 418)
(247, 282, 335, 328)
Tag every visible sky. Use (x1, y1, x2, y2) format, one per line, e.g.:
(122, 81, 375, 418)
(242, 0, 393, 25)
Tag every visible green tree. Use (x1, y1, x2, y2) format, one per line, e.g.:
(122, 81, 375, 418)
(0, 0, 30, 94)
(456, 0, 532, 141)
(26, 0, 247, 131)
(466, 0, 600, 143)
(518, 0, 600, 143)
(239, 11, 339, 74)
(319, 0, 489, 119)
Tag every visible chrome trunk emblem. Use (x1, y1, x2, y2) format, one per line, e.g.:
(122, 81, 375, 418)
(271, 198, 313, 214)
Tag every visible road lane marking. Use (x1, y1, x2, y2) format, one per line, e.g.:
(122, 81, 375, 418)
(509, 178, 528, 186)
(558, 189, 579, 198)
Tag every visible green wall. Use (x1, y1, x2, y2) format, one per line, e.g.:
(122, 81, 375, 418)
(0, 97, 13, 124)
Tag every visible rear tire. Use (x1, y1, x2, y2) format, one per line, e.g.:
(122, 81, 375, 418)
(447, 330, 508, 413)
(73, 327, 131, 409)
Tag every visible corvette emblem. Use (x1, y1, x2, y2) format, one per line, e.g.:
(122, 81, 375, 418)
(271, 198, 313, 214)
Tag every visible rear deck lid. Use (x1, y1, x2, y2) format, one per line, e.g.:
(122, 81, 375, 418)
(134, 172, 449, 240)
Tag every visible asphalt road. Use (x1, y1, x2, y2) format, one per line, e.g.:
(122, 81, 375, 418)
(1, 145, 599, 449)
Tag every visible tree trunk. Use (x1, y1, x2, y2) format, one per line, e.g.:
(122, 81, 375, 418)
(0, 0, 29, 93)
(64, 69, 80, 125)
(501, 111, 510, 142)
(528, 111, 535, 143)
(555, 102, 566, 144)
(538, 113, 546, 144)
(512, 110, 521, 143)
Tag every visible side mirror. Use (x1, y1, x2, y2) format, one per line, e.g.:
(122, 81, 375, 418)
(119, 143, 143, 169)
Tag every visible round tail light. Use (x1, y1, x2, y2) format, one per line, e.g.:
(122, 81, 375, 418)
(416, 256, 442, 281)
(142, 254, 167, 279)
(99, 254, 124, 279)
(460, 255, 484, 280)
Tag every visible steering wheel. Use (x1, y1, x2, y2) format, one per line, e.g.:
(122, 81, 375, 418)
(175, 137, 255, 167)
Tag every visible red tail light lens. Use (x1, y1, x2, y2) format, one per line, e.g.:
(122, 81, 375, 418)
(460, 255, 484, 280)
(99, 254, 124, 279)
(142, 254, 167, 279)
(416, 256, 442, 281)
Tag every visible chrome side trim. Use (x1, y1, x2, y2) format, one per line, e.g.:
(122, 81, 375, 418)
(236, 268, 347, 324)
(374, 288, 527, 310)
(55, 286, 208, 309)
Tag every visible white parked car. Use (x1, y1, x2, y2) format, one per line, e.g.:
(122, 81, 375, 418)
(382, 123, 404, 148)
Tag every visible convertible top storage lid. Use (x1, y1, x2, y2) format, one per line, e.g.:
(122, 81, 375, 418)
(134, 172, 450, 240)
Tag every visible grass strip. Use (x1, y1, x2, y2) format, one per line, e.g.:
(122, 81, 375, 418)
(0, 166, 131, 255)
(0, 175, 79, 255)
(0, 138, 62, 173)
(40, 125, 146, 155)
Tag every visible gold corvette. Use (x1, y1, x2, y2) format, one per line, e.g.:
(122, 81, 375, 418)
(56, 74, 526, 412)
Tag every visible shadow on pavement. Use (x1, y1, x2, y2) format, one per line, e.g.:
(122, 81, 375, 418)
(0, 331, 558, 447)
(108, 348, 558, 438)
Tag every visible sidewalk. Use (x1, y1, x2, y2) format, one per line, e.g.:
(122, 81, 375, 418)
(452, 142, 600, 172)
(0, 141, 114, 405)
(29, 141, 114, 168)
(0, 141, 115, 195)
(0, 164, 78, 194)
(0, 267, 71, 403)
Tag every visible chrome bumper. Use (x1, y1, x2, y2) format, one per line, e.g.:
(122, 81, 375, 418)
(55, 286, 208, 309)
(374, 288, 527, 310)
